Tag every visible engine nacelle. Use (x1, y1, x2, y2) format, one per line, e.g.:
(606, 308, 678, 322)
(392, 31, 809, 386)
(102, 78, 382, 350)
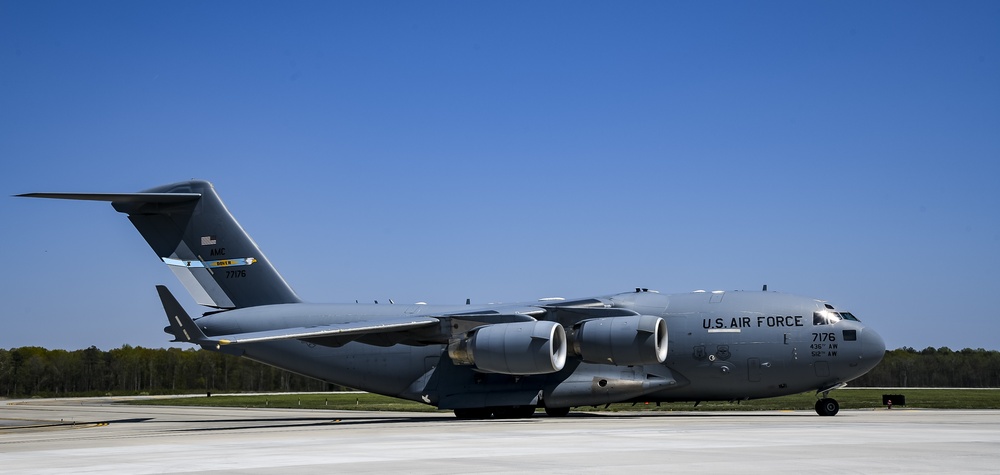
(448, 321, 567, 375)
(572, 315, 668, 366)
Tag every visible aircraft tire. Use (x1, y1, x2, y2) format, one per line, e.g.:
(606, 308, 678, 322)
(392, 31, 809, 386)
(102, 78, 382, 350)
(815, 398, 840, 416)
(544, 406, 571, 417)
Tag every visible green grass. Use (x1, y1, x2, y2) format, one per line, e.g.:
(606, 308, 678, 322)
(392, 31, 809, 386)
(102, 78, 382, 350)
(124, 388, 1000, 412)
(626, 388, 1000, 412)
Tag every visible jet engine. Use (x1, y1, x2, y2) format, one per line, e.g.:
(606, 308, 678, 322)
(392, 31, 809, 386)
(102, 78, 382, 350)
(571, 315, 668, 366)
(448, 320, 567, 375)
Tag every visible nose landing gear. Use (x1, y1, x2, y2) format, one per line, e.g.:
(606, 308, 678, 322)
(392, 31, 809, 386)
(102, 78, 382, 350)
(815, 397, 840, 416)
(814, 383, 846, 416)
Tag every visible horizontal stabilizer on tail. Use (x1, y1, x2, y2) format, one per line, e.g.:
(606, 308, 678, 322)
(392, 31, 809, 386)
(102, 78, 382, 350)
(16, 192, 201, 204)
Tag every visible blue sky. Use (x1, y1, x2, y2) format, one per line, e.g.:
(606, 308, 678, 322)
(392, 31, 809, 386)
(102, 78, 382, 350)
(2, 2, 998, 351)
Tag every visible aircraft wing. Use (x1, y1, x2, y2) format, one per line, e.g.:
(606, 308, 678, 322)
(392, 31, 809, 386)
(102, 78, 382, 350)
(159, 283, 630, 349)
(219, 308, 549, 347)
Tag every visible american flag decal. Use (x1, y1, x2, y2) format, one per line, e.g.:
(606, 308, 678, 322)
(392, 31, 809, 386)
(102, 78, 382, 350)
(201, 235, 217, 246)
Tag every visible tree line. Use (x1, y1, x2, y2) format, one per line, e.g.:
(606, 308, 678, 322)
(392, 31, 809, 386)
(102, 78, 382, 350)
(1, 345, 998, 397)
(0, 346, 336, 397)
(851, 346, 1000, 387)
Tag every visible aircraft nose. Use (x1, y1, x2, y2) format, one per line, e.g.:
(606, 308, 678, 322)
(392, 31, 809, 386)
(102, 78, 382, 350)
(863, 326, 887, 363)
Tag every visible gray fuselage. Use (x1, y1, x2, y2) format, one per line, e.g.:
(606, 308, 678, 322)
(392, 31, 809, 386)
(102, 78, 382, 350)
(197, 289, 885, 408)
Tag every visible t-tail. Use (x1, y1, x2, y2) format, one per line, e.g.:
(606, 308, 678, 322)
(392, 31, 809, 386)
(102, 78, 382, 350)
(19, 180, 301, 309)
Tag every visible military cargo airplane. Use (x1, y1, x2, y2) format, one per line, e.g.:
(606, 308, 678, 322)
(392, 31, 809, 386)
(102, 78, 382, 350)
(20, 180, 885, 418)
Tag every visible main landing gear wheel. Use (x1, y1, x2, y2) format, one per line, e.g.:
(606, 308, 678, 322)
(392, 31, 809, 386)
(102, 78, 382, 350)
(454, 406, 536, 419)
(493, 405, 536, 419)
(544, 406, 571, 417)
(454, 408, 492, 419)
(815, 398, 840, 416)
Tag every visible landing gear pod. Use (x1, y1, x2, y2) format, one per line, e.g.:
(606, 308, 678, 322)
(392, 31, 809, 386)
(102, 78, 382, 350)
(448, 321, 568, 375)
(572, 315, 668, 366)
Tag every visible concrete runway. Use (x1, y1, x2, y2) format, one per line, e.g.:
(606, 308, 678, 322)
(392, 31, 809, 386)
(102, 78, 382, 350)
(2, 398, 998, 474)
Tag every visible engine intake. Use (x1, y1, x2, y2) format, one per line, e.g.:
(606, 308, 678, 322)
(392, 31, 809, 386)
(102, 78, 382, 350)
(448, 321, 567, 375)
(572, 315, 668, 366)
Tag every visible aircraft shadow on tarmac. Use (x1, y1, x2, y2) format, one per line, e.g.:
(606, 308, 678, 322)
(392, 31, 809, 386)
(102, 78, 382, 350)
(167, 415, 458, 431)
(128, 410, 822, 432)
(1, 410, 823, 433)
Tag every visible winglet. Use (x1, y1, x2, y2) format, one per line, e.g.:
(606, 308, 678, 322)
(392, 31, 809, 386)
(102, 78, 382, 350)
(157, 285, 210, 344)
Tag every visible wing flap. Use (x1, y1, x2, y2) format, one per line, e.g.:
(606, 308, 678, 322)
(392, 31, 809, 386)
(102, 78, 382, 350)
(158, 284, 440, 346)
(215, 316, 440, 346)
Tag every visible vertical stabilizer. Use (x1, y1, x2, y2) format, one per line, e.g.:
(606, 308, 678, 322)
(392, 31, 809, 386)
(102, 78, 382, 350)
(20, 180, 301, 308)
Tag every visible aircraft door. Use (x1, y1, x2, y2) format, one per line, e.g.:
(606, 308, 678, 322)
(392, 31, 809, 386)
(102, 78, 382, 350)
(747, 358, 761, 382)
(814, 361, 830, 377)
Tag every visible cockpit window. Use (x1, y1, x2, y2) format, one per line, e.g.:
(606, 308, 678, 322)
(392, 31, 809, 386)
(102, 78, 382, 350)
(839, 312, 860, 322)
(813, 310, 841, 325)
(813, 310, 861, 325)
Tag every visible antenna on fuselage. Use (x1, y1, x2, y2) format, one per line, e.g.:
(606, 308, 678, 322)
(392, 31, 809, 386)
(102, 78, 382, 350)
(466, 298, 470, 305)
(762, 284, 768, 291)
